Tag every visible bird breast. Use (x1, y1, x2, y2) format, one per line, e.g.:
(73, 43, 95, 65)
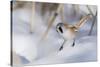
(62, 29, 76, 40)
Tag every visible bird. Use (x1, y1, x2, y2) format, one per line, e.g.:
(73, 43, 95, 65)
(56, 14, 92, 51)
(56, 23, 77, 50)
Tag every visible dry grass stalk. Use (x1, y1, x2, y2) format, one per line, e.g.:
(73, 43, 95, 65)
(30, 2, 35, 33)
(41, 4, 64, 39)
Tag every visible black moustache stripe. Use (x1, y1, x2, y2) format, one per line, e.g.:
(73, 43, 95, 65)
(59, 27, 63, 33)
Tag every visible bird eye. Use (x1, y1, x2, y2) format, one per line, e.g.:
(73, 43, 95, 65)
(59, 27, 63, 33)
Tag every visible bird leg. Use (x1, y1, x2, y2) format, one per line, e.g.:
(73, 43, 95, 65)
(59, 39, 66, 51)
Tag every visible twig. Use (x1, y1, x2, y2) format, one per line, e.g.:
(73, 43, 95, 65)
(30, 2, 35, 33)
(88, 11, 97, 35)
(87, 5, 94, 16)
(72, 4, 79, 17)
(41, 4, 64, 39)
(87, 5, 97, 35)
(60, 4, 65, 23)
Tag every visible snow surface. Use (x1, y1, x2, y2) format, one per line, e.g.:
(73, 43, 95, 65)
(12, 4, 97, 65)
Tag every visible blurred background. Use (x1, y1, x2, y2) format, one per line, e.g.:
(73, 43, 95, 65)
(11, 1, 97, 66)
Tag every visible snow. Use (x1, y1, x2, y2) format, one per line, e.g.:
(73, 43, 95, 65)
(27, 36, 97, 65)
(12, 3, 97, 65)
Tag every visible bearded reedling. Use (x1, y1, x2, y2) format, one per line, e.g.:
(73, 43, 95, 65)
(56, 14, 92, 51)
